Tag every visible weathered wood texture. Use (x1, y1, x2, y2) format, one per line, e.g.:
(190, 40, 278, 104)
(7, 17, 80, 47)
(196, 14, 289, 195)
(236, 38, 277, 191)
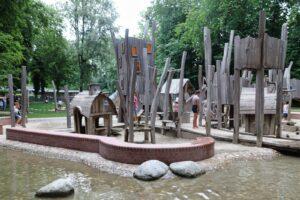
(128, 61, 137, 142)
(64, 85, 71, 128)
(8, 74, 15, 127)
(150, 57, 171, 143)
(116, 81, 127, 126)
(233, 69, 240, 143)
(263, 33, 285, 69)
(177, 51, 187, 137)
(163, 70, 175, 120)
(255, 10, 266, 147)
(284, 61, 293, 121)
(206, 65, 214, 136)
(204, 27, 212, 74)
(276, 23, 288, 137)
(52, 80, 58, 111)
(21, 66, 27, 127)
(143, 48, 150, 125)
(216, 60, 222, 129)
(198, 65, 203, 126)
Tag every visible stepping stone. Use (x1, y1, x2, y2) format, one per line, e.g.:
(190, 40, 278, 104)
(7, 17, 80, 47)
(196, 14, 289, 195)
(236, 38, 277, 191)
(170, 161, 205, 178)
(133, 160, 168, 181)
(35, 178, 74, 197)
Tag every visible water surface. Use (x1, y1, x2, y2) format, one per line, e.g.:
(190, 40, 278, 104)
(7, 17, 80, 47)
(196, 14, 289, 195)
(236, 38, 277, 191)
(0, 148, 299, 200)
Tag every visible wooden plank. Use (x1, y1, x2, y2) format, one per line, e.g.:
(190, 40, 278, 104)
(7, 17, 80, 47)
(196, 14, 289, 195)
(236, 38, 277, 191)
(52, 80, 58, 111)
(150, 57, 171, 143)
(263, 34, 285, 69)
(276, 23, 288, 138)
(221, 43, 229, 74)
(226, 30, 235, 73)
(233, 68, 240, 143)
(286, 62, 293, 121)
(143, 48, 150, 125)
(64, 85, 71, 128)
(128, 60, 137, 142)
(206, 65, 214, 136)
(21, 66, 27, 127)
(204, 27, 212, 74)
(198, 65, 203, 126)
(255, 10, 266, 147)
(8, 74, 15, 127)
(177, 51, 187, 137)
(216, 60, 222, 129)
(163, 70, 175, 120)
(116, 81, 127, 126)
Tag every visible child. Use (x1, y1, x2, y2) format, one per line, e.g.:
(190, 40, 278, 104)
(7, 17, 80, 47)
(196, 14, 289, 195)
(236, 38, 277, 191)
(14, 101, 22, 125)
(283, 102, 289, 120)
(191, 90, 201, 128)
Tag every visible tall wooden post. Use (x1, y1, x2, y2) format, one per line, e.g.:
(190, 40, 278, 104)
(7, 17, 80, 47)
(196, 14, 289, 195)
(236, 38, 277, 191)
(206, 65, 214, 136)
(216, 60, 222, 129)
(204, 27, 212, 74)
(198, 65, 203, 126)
(116, 81, 127, 126)
(226, 30, 235, 73)
(163, 70, 174, 120)
(255, 11, 266, 147)
(21, 66, 27, 127)
(8, 74, 15, 127)
(286, 61, 293, 121)
(128, 61, 137, 143)
(143, 48, 150, 125)
(150, 57, 171, 143)
(64, 85, 71, 128)
(276, 23, 288, 137)
(177, 51, 187, 137)
(52, 80, 58, 111)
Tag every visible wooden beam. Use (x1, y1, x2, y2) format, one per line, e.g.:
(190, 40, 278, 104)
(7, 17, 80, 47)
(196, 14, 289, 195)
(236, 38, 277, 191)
(221, 43, 229, 74)
(233, 68, 240, 143)
(143, 48, 150, 125)
(116, 81, 127, 126)
(286, 61, 293, 121)
(226, 30, 235, 73)
(204, 27, 212, 74)
(21, 66, 27, 127)
(276, 23, 288, 138)
(177, 51, 187, 137)
(8, 74, 15, 127)
(163, 70, 175, 120)
(216, 60, 222, 129)
(198, 65, 203, 126)
(150, 57, 171, 143)
(206, 65, 214, 136)
(128, 60, 137, 143)
(64, 85, 71, 128)
(255, 10, 266, 147)
(52, 80, 58, 111)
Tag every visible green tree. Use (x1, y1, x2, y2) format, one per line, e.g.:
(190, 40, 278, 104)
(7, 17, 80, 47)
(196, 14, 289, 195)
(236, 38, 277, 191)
(64, 0, 117, 91)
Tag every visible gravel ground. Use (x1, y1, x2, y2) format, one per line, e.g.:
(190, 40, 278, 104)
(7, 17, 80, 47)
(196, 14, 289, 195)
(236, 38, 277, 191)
(0, 123, 279, 178)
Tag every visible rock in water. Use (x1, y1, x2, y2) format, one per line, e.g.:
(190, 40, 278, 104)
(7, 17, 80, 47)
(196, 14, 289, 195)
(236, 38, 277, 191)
(133, 160, 168, 181)
(170, 161, 205, 178)
(35, 178, 74, 197)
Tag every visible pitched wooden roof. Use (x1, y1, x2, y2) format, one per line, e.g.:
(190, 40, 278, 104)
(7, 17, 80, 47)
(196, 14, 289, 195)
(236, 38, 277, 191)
(70, 91, 117, 117)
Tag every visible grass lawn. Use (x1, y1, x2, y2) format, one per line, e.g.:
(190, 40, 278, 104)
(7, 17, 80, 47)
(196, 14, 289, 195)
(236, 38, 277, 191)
(0, 101, 66, 118)
(291, 107, 300, 112)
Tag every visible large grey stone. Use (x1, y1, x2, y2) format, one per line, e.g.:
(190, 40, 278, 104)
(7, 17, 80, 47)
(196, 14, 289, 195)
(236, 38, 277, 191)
(35, 178, 74, 197)
(170, 161, 205, 178)
(133, 160, 168, 181)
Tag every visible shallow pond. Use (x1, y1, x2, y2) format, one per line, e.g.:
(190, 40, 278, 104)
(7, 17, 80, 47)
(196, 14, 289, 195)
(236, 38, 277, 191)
(0, 148, 299, 200)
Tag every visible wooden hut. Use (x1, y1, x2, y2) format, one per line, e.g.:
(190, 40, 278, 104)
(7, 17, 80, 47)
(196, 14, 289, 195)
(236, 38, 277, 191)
(240, 87, 276, 135)
(70, 84, 117, 135)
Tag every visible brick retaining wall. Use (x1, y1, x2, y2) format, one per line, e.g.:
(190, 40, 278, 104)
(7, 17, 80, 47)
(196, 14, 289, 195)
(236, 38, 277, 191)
(6, 128, 215, 164)
(0, 117, 11, 135)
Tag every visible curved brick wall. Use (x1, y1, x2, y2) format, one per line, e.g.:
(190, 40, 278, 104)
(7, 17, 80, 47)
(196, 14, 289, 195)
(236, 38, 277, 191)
(6, 128, 214, 164)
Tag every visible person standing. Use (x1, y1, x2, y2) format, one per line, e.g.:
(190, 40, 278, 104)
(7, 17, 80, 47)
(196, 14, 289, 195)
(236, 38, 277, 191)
(283, 102, 289, 121)
(192, 90, 201, 128)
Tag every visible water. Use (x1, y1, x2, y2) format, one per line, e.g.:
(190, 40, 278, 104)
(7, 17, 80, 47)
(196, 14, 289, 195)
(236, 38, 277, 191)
(0, 148, 299, 200)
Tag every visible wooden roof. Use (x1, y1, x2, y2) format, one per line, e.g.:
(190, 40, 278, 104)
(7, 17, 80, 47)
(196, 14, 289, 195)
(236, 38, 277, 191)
(70, 91, 117, 117)
(240, 87, 276, 114)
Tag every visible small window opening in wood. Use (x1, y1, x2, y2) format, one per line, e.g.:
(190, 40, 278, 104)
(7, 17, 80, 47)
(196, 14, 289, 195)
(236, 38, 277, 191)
(146, 43, 152, 53)
(131, 46, 138, 57)
(134, 60, 141, 74)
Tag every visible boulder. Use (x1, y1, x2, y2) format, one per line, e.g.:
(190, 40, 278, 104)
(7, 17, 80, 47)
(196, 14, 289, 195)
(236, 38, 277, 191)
(133, 160, 168, 181)
(35, 178, 74, 198)
(170, 161, 205, 178)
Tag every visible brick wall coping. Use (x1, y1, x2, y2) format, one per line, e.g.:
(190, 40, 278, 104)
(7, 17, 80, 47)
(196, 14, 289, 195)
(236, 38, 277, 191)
(6, 127, 215, 164)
